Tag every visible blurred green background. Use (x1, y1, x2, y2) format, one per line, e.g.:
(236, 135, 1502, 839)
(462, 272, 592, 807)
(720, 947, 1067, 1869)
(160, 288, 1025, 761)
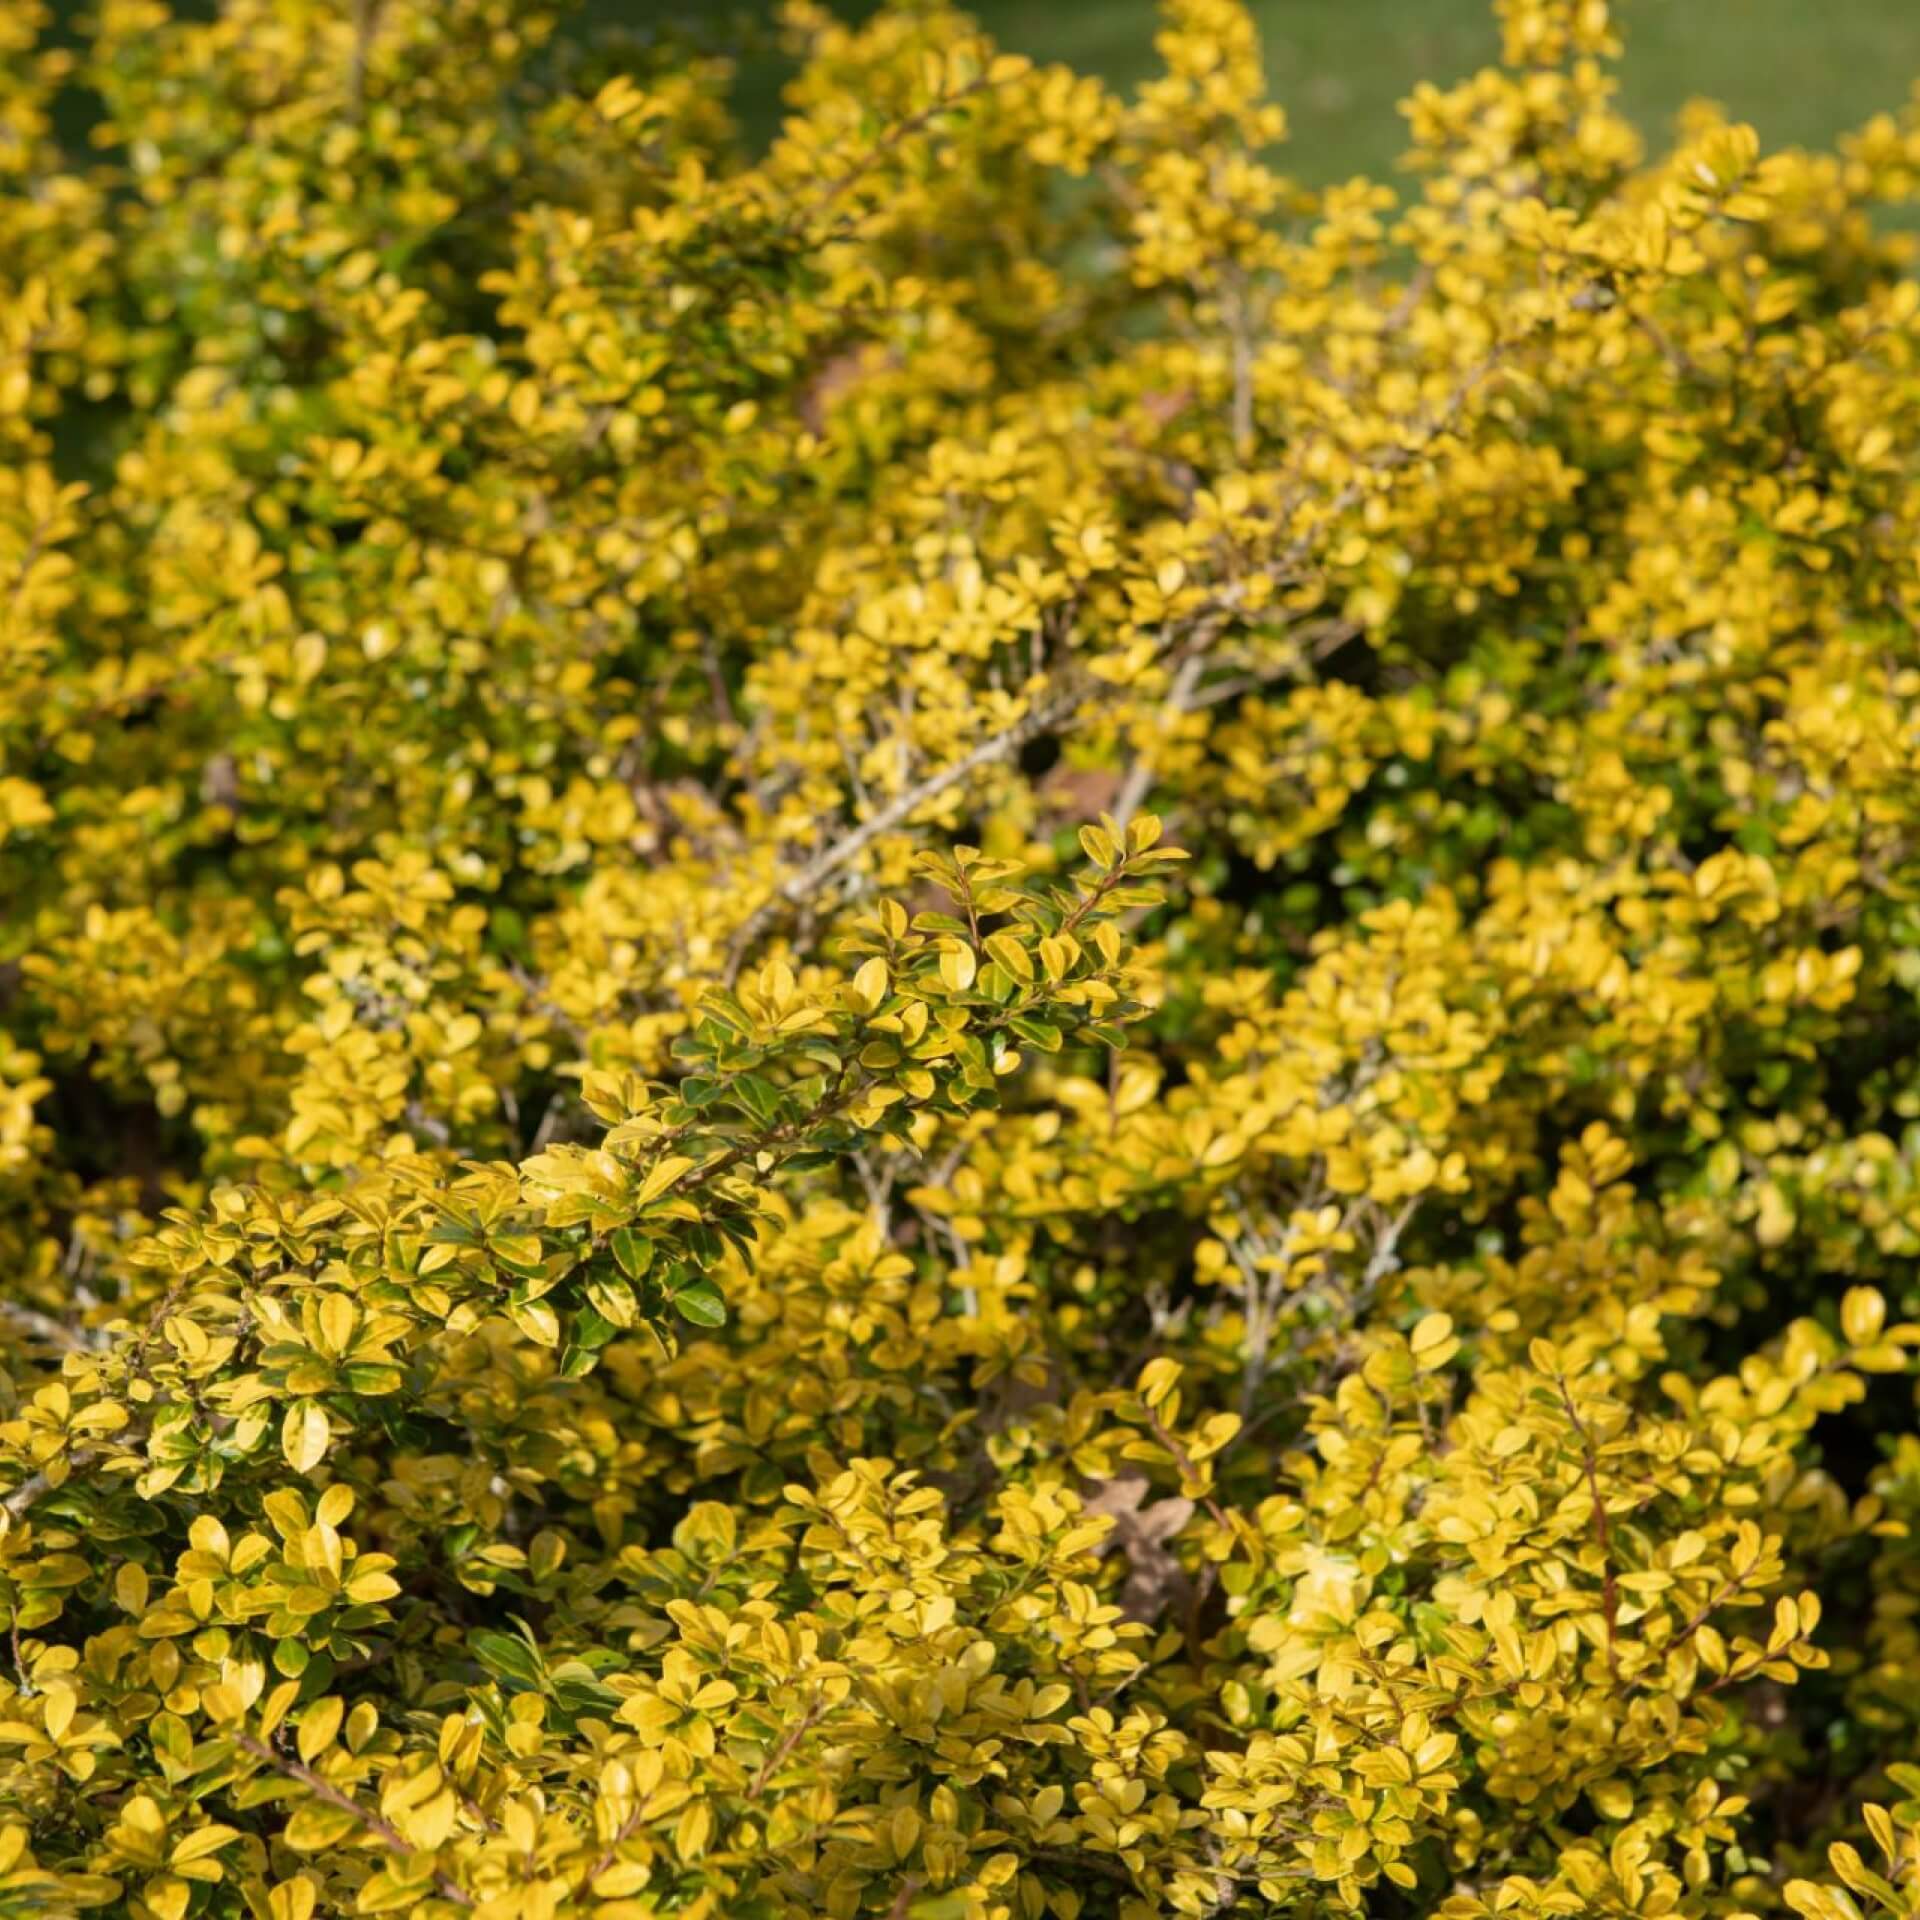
(611, 0, 1918, 183)
(38, 0, 1920, 186)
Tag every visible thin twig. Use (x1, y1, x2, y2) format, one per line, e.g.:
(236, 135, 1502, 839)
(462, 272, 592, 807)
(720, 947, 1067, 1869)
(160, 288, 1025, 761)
(1362, 1199, 1419, 1288)
(8, 1604, 29, 1697)
(1631, 308, 1703, 382)
(814, 76, 996, 214)
(1027, 1848, 1135, 1886)
(3, 1449, 97, 1522)
(1144, 1409, 1229, 1531)
(1112, 650, 1205, 830)
(237, 1733, 474, 1908)
(578, 1806, 645, 1895)
(0, 1301, 98, 1354)
(1229, 1225, 1297, 1425)
(347, 0, 387, 119)
(724, 327, 1525, 983)
(1555, 1377, 1619, 1684)
(723, 689, 1080, 981)
(1228, 271, 1257, 458)
(747, 1690, 827, 1799)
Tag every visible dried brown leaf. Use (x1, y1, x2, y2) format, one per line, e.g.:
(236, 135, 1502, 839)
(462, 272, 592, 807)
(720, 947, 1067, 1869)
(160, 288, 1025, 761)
(1083, 1471, 1196, 1622)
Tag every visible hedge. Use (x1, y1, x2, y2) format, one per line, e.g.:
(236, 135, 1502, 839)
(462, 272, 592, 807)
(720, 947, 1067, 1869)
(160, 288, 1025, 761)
(3, 2, 1920, 1917)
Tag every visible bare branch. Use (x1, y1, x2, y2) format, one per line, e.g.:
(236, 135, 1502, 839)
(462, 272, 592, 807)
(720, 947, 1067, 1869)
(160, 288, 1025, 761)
(236, 1733, 473, 1908)
(0, 1301, 101, 1354)
(721, 335, 1520, 982)
(3, 1450, 97, 1522)
(1112, 650, 1205, 830)
(723, 687, 1080, 982)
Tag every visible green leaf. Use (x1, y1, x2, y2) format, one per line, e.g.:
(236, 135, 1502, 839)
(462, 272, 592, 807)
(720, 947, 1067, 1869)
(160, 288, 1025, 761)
(1008, 1014, 1062, 1052)
(471, 1631, 543, 1689)
(571, 1302, 619, 1349)
(610, 1227, 654, 1279)
(490, 905, 530, 960)
(730, 1073, 781, 1123)
(673, 1279, 727, 1328)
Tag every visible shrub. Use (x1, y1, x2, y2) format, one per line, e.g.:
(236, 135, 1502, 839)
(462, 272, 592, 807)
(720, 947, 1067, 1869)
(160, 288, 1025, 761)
(5, 0, 1920, 1915)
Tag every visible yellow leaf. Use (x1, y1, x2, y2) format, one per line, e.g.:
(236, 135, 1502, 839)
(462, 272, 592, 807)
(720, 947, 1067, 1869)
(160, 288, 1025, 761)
(285, 1806, 360, 1852)
(984, 933, 1033, 982)
(269, 1878, 318, 1920)
(636, 1156, 696, 1208)
(674, 1800, 713, 1860)
(1138, 1358, 1181, 1411)
(890, 1803, 922, 1860)
(852, 957, 890, 1012)
(395, 1788, 457, 1852)
(1841, 1287, 1886, 1348)
(315, 1485, 354, 1529)
(171, 1825, 241, 1866)
(297, 1698, 343, 1765)
(316, 1294, 355, 1357)
(594, 74, 645, 123)
(41, 1688, 75, 1743)
(201, 1683, 245, 1724)
(145, 1877, 191, 1920)
(1078, 824, 1117, 868)
(281, 1402, 331, 1475)
(593, 1861, 651, 1898)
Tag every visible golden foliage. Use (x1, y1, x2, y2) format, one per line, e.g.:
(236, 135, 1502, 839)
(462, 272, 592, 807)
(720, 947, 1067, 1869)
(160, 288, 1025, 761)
(3, 0, 1920, 1915)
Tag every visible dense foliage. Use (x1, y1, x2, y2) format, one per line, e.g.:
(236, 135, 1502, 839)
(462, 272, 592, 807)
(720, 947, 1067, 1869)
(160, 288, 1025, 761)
(7, 0, 1920, 1915)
